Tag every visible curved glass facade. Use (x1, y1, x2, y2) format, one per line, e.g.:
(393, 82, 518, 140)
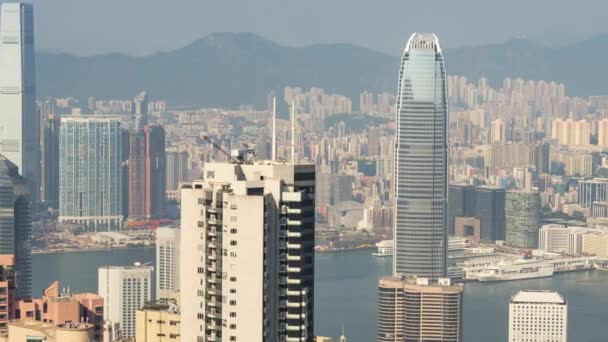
(393, 33, 448, 279)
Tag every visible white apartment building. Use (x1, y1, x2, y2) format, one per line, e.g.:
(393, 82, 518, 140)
(98, 265, 152, 339)
(156, 226, 180, 301)
(509, 290, 567, 342)
(180, 159, 315, 342)
(538, 224, 592, 255)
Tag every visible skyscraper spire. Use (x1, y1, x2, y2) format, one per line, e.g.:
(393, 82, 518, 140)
(272, 96, 277, 161)
(291, 99, 296, 163)
(340, 325, 347, 342)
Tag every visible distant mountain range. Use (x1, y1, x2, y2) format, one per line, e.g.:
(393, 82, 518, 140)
(36, 32, 608, 108)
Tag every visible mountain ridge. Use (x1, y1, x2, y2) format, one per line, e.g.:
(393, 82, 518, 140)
(36, 32, 608, 108)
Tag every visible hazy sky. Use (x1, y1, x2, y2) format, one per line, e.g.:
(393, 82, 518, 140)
(11, 0, 608, 56)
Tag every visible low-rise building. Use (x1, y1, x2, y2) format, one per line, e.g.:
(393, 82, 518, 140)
(2, 320, 93, 342)
(538, 224, 592, 255)
(136, 301, 180, 342)
(582, 231, 608, 257)
(13, 281, 104, 341)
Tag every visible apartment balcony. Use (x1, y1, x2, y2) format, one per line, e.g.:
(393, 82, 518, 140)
(287, 255, 301, 261)
(286, 324, 306, 331)
(206, 286, 218, 295)
(206, 310, 219, 319)
(287, 231, 301, 238)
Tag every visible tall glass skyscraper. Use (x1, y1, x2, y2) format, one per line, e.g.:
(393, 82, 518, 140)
(59, 117, 123, 231)
(0, 155, 31, 299)
(0, 3, 40, 201)
(393, 33, 448, 280)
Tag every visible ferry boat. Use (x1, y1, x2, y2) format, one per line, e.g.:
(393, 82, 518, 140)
(372, 240, 393, 257)
(476, 260, 554, 282)
(594, 259, 608, 271)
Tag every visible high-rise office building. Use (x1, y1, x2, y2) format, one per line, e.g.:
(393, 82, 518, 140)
(474, 186, 506, 241)
(180, 159, 315, 342)
(577, 176, 608, 208)
(128, 128, 146, 219)
(128, 91, 166, 219)
(144, 125, 165, 217)
(448, 184, 505, 242)
(393, 33, 448, 279)
(509, 290, 567, 342)
(0, 3, 39, 201)
(98, 265, 152, 339)
(490, 119, 506, 143)
(0, 156, 31, 299)
(41, 114, 60, 207)
(165, 147, 189, 200)
(59, 117, 123, 231)
(156, 226, 180, 301)
(315, 171, 332, 209)
(505, 190, 541, 248)
(378, 277, 463, 342)
(378, 33, 463, 342)
(332, 174, 353, 204)
(598, 118, 608, 146)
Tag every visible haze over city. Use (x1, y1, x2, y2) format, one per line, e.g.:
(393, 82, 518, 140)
(0, 1, 606, 342)
(8, 0, 608, 55)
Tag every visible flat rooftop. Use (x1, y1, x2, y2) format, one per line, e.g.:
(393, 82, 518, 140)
(511, 290, 566, 304)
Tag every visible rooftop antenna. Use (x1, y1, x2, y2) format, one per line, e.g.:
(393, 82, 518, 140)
(291, 99, 296, 163)
(272, 96, 277, 161)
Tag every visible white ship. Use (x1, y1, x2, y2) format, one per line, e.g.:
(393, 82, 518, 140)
(372, 240, 393, 257)
(476, 259, 554, 282)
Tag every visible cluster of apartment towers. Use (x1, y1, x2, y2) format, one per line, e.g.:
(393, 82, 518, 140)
(0, 2, 568, 342)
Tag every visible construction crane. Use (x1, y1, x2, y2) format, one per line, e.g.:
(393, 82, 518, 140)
(202, 135, 240, 163)
(202, 135, 255, 164)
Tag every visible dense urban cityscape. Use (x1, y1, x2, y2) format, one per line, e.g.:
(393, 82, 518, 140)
(0, 1, 605, 342)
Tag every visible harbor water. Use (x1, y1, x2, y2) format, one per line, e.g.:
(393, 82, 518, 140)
(32, 248, 608, 342)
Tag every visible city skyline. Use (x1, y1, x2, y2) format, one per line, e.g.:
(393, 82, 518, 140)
(1, 1, 608, 341)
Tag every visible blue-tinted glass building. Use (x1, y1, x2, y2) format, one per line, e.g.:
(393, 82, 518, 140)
(393, 33, 448, 280)
(59, 116, 123, 230)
